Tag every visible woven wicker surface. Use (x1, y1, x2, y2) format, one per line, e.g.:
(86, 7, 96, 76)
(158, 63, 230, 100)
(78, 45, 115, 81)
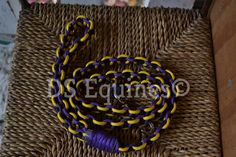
(0, 4, 221, 157)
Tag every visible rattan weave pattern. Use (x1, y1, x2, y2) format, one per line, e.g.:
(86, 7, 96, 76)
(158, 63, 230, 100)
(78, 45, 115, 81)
(0, 4, 221, 157)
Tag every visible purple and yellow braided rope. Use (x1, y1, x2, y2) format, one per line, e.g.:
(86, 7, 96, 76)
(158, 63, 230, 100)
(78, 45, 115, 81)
(50, 16, 178, 152)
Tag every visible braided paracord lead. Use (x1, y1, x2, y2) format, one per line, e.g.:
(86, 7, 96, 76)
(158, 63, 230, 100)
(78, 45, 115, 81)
(51, 16, 178, 152)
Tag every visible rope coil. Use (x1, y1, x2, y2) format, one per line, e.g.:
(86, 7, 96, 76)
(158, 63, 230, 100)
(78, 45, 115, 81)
(51, 16, 178, 152)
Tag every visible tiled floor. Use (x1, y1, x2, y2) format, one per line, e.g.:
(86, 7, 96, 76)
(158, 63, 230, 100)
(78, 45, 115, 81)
(0, 44, 13, 117)
(0, 0, 18, 144)
(0, 44, 14, 144)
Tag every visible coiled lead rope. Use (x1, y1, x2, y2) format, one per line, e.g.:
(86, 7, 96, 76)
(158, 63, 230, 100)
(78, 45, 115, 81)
(51, 16, 178, 152)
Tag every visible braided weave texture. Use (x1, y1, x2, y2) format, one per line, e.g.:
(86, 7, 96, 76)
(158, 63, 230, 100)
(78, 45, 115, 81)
(51, 15, 178, 152)
(1, 4, 221, 157)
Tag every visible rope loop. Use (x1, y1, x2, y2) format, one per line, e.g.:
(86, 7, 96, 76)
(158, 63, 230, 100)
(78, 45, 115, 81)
(51, 16, 178, 152)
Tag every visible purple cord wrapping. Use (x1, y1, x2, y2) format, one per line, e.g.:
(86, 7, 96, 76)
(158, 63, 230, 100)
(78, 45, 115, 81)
(83, 130, 119, 152)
